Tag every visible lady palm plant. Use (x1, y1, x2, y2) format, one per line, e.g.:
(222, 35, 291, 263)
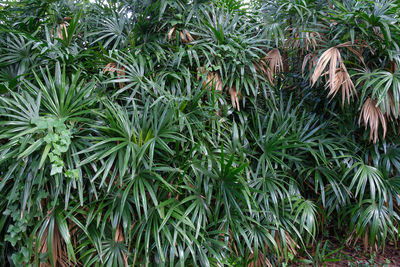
(1, 0, 400, 266)
(0, 62, 97, 265)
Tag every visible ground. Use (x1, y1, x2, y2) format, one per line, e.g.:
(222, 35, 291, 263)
(295, 238, 400, 266)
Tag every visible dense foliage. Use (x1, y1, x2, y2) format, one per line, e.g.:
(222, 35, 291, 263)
(0, 0, 400, 266)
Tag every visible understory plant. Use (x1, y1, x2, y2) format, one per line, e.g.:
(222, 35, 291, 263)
(1, 0, 400, 266)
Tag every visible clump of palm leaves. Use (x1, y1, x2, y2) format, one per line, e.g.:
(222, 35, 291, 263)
(255, 48, 284, 84)
(359, 98, 387, 143)
(310, 46, 356, 105)
(1, 0, 400, 266)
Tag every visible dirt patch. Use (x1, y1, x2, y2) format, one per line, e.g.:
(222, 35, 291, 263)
(296, 239, 400, 266)
(329, 243, 400, 266)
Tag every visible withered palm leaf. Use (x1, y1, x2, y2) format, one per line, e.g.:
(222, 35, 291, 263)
(37, 216, 76, 267)
(324, 67, 356, 105)
(302, 53, 317, 76)
(311, 47, 356, 105)
(356, 69, 400, 119)
(167, 27, 194, 43)
(103, 62, 126, 89)
(198, 67, 223, 92)
(311, 47, 341, 89)
(255, 49, 283, 84)
(229, 86, 241, 111)
(288, 29, 321, 52)
(359, 98, 387, 143)
(55, 17, 72, 40)
(115, 225, 128, 266)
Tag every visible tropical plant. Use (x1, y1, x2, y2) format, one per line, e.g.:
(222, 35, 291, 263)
(1, 0, 400, 266)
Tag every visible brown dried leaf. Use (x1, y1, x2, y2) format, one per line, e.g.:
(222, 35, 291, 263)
(302, 53, 317, 76)
(255, 49, 283, 84)
(335, 41, 369, 67)
(198, 67, 223, 92)
(184, 29, 194, 43)
(305, 31, 320, 51)
(103, 62, 126, 89)
(103, 62, 118, 74)
(388, 90, 397, 119)
(323, 66, 357, 105)
(212, 72, 223, 92)
(167, 27, 176, 41)
(311, 47, 357, 106)
(179, 31, 186, 43)
(359, 98, 387, 143)
(286, 29, 321, 53)
(57, 22, 69, 40)
(311, 47, 342, 87)
(275, 231, 298, 262)
(247, 252, 273, 267)
(39, 220, 75, 267)
(229, 86, 242, 111)
(114, 225, 128, 266)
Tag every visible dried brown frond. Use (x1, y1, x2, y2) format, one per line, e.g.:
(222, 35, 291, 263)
(345, 229, 358, 247)
(167, 27, 193, 43)
(311, 47, 342, 88)
(229, 86, 242, 111)
(346, 228, 379, 252)
(57, 22, 69, 40)
(115, 225, 125, 243)
(38, 221, 75, 267)
(275, 231, 299, 262)
(323, 67, 356, 105)
(311, 47, 357, 106)
(103, 62, 126, 89)
(197, 66, 206, 80)
(115, 225, 129, 266)
(336, 41, 369, 67)
(167, 27, 176, 41)
(381, 90, 398, 120)
(183, 29, 194, 43)
(103, 62, 118, 74)
(292, 31, 320, 51)
(372, 26, 385, 40)
(198, 67, 223, 92)
(68, 219, 79, 251)
(179, 31, 186, 43)
(304, 31, 320, 51)
(255, 49, 283, 84)
(227, 228, 275, 267)
(285, 28, 322, 54)
(363, 228, 369, 252)
(211, 72, 223, 92)
(359, 98, 387, 143)
(38, 226, 50, 267)
(247, 251, 273, 267)
(302, 53, 318, 76)
(283, 232, 299, 257)
(179, 29, 194, 43)
(393, 61, 398, 72)
(227, 229, 239, 257)
(347, 47, 366, 67)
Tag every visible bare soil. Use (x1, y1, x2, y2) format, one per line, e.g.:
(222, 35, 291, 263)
(296, 239, 400, 266)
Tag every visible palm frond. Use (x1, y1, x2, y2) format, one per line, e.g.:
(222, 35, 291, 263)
(255, 49, 283, 84)
(103, 62, 126, 89)
(359, 98, 387, 143)
(198, 67, 223, 92)
(229, 86, 241, 110)
(311, 46, 356, 105)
